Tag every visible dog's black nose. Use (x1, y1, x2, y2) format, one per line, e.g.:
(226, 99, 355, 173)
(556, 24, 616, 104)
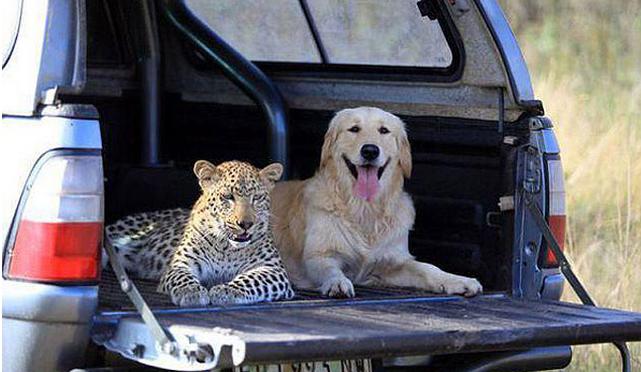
(360, 144, 380, 161)
(238, 220, 254, 230)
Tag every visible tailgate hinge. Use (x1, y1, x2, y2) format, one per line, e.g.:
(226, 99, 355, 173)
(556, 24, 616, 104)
(103, 240, 246, 370)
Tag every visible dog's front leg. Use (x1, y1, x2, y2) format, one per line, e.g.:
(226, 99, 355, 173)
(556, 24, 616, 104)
(382, 260, 483, 297)
(303, 214, 355, 297)
(305, 254, 355, 298)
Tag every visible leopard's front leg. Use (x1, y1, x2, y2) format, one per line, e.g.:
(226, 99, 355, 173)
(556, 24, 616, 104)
(209, 264, 295, 306)
(158, 263, 210, 307)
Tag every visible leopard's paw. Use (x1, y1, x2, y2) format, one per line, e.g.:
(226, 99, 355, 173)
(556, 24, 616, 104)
(209, 285, 239, 306)
(170, 286, 210, 307)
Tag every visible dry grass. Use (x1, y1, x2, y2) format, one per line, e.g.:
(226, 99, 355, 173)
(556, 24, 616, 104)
(500, 0, 641, 370)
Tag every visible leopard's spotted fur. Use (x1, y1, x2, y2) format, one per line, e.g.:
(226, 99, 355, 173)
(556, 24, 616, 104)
(105, 160, 295, 307)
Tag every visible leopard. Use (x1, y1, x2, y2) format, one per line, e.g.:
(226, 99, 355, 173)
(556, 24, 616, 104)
(105, 160, 295, 307)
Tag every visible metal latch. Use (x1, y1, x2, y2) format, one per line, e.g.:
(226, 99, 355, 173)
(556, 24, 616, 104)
(498, 195, 515, 211)
(523, 148, 542, 194)
(528, 117, 553, 131)
(42, 86, 61, 106)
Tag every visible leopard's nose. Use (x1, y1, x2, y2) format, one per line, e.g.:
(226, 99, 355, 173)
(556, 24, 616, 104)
(238, 220, 254, 230)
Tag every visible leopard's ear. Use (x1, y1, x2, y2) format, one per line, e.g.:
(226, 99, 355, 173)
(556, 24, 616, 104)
(193, 160, 220, 189)
(259, 163, 283, 190)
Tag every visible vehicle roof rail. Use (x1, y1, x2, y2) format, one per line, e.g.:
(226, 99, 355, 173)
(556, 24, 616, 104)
(159, 0, 289, 178)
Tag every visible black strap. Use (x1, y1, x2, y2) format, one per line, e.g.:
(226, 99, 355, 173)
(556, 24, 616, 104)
(524, 195, 631, 372)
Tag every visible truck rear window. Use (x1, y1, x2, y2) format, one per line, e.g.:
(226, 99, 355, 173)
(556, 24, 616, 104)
(187, 0, 454, 68)
(187, 0, 322, 63)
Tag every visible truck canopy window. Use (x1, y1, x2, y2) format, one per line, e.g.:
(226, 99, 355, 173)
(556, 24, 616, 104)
(186, 0, 453, 68)
(307, 0, 452, 67)
(186, 0, 322, 63)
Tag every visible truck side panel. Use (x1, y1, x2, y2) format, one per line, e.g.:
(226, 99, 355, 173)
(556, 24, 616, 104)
(1, 115, 102, 372)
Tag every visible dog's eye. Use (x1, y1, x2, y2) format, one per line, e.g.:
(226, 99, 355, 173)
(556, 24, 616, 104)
(379, 127, 390, 134)
(348, 125, 360, 133)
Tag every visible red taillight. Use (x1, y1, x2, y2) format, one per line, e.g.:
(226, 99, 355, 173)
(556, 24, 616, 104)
(6, 154, 104, 283)
(542, 158, 566, 268)
(9, 221, 102, 281)
(544, 215, 566, 267)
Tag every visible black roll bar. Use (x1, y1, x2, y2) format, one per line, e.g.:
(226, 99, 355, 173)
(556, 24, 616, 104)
(137, 0, 162, 166)
(159, 0, 289, 178)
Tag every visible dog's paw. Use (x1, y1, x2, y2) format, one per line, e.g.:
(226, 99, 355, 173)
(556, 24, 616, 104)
(320, 276, 355, 298)
(439, 276, 483, 297)
(171, 286, 210, 307)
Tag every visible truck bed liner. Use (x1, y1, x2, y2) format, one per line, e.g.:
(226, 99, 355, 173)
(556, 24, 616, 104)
(94, 270, 641, 369)
(97, 269, 452, 310)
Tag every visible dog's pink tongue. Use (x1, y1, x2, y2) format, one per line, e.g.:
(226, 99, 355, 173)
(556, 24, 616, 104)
(354, 166, 379, 202)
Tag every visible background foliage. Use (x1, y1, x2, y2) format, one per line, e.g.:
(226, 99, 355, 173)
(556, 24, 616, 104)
(500, 1, 641, 370)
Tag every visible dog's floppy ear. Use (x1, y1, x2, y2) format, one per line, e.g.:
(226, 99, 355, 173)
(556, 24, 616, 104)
(397, 127, 412, 178)
(193, 160, 220, 190)
(320, 119, 340, 169)
(259, 163, 283, 190)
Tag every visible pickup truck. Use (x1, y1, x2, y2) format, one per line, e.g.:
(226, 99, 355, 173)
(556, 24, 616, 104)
(2, 1, 641, 371)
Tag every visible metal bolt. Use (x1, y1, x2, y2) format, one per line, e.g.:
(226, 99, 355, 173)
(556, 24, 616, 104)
(130, 344, 145, 358)
(525, 243, 536, 256)
(498, 195, 515, 211)
(503, 136, 518, 145)
(163, 341, 178, 356)
(120, 279, 131, 292)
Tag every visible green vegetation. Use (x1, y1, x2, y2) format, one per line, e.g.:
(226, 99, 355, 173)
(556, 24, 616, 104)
(500, 1, 641, 370)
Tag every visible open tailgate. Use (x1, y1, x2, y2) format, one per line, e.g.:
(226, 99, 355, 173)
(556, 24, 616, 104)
(92, 291, 641, 370)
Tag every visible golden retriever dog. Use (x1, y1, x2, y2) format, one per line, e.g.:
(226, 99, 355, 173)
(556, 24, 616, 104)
(271, 107, 482, 297)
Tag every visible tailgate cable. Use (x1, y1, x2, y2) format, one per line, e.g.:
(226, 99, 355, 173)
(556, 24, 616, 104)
(524, 195, 632, 372)
(104, 240, 180, 357)
(104, 240, 245, 368)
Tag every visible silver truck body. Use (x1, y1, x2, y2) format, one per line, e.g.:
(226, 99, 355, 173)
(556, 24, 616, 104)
(2, 1, 635, 371)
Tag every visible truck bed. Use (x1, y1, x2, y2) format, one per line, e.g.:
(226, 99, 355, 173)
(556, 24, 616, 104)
(93, 269, 641, 370)
(97, 269, 456, 311)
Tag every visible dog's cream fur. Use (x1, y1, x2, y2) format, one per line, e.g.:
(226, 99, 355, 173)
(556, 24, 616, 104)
(272, 107, 482, 297)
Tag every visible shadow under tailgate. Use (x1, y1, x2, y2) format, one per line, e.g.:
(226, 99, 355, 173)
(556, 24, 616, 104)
(92, 294, 641, 369)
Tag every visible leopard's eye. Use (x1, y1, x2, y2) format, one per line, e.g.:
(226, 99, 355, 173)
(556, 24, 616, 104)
(379, 126, 390, 134)
(222, 192, 234, 201)
(348, 125, 360, 133)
